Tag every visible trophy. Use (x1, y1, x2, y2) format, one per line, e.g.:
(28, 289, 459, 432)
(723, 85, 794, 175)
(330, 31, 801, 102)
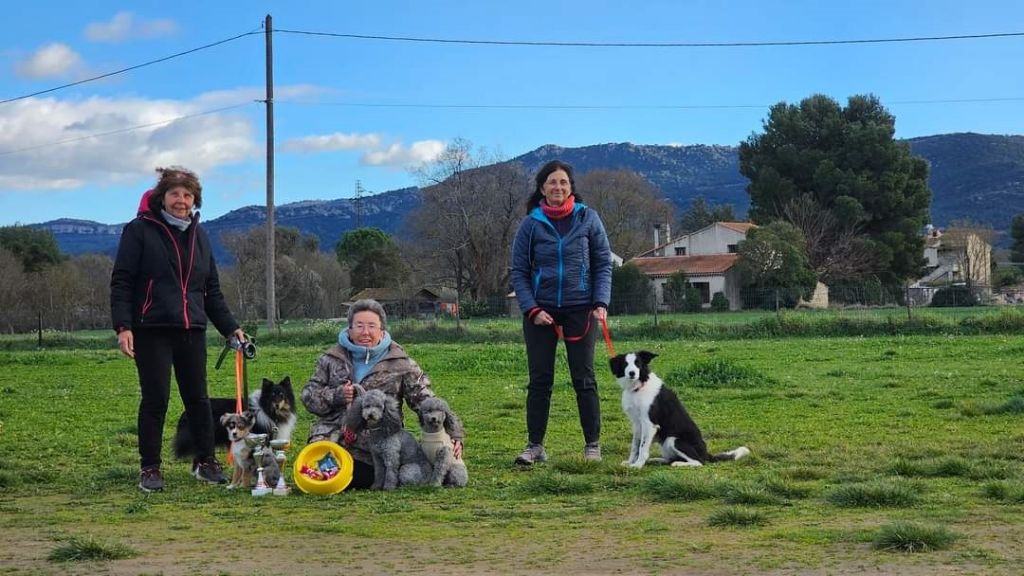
(245, 433, 273, 496)
(270, 439, 291, 495)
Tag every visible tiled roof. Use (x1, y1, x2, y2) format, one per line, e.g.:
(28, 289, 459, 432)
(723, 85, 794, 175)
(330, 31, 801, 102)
(719, 222, 757, 234)
(630, 254, 740, 277)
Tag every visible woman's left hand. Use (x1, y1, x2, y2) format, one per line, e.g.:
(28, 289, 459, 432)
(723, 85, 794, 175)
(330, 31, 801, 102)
(592, 306, 607, 321)
(453, 439, 463, 459)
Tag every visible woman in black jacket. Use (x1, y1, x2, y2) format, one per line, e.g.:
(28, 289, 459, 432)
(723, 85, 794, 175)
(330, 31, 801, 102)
(111, 166, 245, 492)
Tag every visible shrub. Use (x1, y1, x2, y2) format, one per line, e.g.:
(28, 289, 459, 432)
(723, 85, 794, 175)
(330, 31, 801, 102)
(931, 286, 978, 307)
(710, 291, 730, 311)
(707, 506, 768, 527)
(826, 480, 922, 508)
(48, 536, 137, 562)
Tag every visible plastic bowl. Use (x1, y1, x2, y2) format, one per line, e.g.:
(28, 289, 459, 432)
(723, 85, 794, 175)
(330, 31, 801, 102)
(292, 440, 354, 495)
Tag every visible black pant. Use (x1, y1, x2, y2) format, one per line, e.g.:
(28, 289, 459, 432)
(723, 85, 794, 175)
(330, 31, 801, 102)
(134, 328, 213, 468)
(522, 308, 601, 446)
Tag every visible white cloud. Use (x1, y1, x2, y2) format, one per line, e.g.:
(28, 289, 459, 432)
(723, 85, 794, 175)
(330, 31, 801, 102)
(360, 140, 447, 167)
(85, 12, 178, 42)
(282, 132, 383, 153)
(0, 93, 257, 191)
(15, 43, 83, 78)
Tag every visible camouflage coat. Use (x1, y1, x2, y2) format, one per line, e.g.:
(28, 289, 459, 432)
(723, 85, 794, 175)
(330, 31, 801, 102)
(301, 342, 451, 464)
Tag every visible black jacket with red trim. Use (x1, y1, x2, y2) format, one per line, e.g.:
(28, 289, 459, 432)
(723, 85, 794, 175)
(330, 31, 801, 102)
(110, 212, 239, 336)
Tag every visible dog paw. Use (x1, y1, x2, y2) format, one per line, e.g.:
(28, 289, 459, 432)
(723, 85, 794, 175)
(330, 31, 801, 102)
(628, 462, 646, 469)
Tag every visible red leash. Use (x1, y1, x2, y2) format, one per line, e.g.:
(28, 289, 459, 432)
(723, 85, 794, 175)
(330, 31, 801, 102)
(552, 315, 616, 357)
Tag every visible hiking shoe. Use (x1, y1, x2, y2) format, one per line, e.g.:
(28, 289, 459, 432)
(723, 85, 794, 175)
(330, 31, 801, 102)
(514, 443, 547, 466)
(138, 466, 164, 492)
(193, 457, 227, 484)
(584, 442, 602, 462)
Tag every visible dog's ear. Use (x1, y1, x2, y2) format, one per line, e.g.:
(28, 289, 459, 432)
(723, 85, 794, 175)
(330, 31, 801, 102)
(280, 376, 292, 390)
(441, 400, 465, 437)
(637, 351, 658, 365)
(219, 413, 232, 427)
(609, 354, 625, 376)
(381, 395, 404, 434)
(342, 395, 364, 432)
(241, 410, 256, 426)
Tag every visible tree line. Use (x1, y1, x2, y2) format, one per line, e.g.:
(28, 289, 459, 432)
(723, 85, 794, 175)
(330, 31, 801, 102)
(5, 92, 1023, 332)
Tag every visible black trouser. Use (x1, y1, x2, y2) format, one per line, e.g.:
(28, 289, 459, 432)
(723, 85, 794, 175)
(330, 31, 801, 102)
(134, 327, 213, 468)
(522, 307, 601, 446)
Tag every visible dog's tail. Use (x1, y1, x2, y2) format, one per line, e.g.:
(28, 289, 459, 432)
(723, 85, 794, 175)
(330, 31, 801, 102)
(171, 429, 195, 459)
(707, 446, 751, 462)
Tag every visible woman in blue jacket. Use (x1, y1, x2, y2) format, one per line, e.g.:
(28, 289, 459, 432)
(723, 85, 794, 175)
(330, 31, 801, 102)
(510, 160, 613, 465)
(111, 166, 246, 492)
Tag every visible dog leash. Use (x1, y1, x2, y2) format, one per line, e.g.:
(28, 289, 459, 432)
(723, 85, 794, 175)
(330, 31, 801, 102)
(552, 314, 616, 357)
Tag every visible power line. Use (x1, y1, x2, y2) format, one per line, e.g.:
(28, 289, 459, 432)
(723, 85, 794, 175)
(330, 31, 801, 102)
(280, 96, 1024, 112)
(0, 102, 255, 157)
(0, 30, 262, 105)
(274, 28, 1024, 48)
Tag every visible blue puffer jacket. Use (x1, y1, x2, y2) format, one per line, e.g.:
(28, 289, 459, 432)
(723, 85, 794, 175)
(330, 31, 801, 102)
(510, 202, 612, 313)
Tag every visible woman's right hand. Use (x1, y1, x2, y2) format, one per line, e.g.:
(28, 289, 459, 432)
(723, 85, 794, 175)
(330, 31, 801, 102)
(532, 310, 554, 326)
(117, 329, 134, 359)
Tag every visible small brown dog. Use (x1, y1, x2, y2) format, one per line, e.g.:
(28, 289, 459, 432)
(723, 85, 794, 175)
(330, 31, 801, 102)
(220, 411, 256, 489)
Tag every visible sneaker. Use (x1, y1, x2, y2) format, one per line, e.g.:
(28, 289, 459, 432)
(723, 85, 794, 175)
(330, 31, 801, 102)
(584, 442, 602, 462)
(138, 466, 164, 492)
(193, 457, 228, 484)
(514, 443, 547, 466)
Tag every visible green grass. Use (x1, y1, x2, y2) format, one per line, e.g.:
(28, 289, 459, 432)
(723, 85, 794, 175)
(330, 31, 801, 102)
(3, 333, 1024, 574)
(872, 521, 959, 553)
(48, 536, 137, 562)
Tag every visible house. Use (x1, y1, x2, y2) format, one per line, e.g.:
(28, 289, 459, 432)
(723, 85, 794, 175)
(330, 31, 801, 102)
(914, 225, 992, 295)
(348, 286, 459, 318)
(630, 222, 756, 311)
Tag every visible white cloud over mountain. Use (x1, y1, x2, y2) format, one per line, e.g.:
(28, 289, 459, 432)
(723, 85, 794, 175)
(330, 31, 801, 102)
(0, 93, 256, 191)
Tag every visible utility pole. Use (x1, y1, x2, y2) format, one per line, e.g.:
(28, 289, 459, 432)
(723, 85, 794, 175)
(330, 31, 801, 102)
(264, 14, 277, 330)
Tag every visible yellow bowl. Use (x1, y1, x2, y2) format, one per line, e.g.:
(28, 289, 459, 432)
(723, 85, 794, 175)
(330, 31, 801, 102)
(292, 440, 354, 495)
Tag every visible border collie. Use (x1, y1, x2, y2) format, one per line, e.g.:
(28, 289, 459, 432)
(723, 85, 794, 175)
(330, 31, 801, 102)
(173, 376, 297, 460)
(610, 351, 750, 468)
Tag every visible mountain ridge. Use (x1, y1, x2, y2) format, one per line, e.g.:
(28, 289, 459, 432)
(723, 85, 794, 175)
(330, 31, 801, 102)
(29, 132, 1024, 261)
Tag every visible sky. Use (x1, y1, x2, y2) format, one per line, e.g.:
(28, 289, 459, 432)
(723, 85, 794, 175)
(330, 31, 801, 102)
(1, 0, 1023, 226)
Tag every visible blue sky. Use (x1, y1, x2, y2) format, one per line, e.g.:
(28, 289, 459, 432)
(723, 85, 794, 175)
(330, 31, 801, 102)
(1, 1, 1022, 226)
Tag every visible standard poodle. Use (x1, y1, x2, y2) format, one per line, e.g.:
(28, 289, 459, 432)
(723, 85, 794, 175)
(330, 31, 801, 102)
(416, 396, 468, 487)
(343, 387, 432, 490)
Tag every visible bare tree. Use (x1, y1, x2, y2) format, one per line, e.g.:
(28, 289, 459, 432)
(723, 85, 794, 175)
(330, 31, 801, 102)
(0, 248, 26, 332)
(781, 194, 875, 284)
(576, 169, 673, 259)
(409, 139, 528, 300)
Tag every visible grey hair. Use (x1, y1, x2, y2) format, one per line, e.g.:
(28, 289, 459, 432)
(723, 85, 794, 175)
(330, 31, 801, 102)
(347, 299, 387, 329)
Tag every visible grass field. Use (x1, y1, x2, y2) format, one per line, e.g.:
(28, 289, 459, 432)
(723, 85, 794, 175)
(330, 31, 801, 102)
(2, 333, 1024, 575)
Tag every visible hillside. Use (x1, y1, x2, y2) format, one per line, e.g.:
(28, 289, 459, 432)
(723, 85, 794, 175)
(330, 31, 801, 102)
(29, 133, 1024, 261)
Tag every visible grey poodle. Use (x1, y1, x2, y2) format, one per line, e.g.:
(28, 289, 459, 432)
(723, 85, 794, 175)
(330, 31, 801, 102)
(417, 396, 468, 488)
(343, 387, 432, 490)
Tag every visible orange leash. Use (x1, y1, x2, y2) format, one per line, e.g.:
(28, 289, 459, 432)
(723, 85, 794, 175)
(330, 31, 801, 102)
(228, 350, 244, 466)
(600, 316, 616, 357)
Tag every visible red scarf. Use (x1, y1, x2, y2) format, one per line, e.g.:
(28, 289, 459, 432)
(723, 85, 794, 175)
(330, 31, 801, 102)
(541, 194, 575, 220)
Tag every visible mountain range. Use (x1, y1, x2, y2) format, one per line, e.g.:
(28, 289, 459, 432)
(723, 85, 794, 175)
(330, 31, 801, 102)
(30, 132, 1024, 262)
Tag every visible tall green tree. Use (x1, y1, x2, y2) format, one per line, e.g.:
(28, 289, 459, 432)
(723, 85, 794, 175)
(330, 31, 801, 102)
(0, 225, 63, 273)
(736, 221, 817, 294)
(334, 227, 395, 267)
(1010, 214, 1024, 264)
(739, 94, 931, 284)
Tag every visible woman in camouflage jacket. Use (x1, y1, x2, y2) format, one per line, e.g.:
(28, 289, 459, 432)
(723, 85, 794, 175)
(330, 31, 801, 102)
(300, 299, 463, 489)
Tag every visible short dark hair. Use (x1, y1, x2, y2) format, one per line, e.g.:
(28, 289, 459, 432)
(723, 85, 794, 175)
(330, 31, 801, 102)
(526, 159, 581, 212)
(148, 166, 203, 215)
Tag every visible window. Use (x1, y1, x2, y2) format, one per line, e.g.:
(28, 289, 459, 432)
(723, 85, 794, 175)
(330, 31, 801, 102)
(674, 247, 687, 256)
(727, 244, 738, 253)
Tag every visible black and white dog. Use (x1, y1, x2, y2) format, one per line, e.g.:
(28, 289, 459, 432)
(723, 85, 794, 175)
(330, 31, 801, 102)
(173, 376, 297, 459)
(610, 351, 750, 468)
